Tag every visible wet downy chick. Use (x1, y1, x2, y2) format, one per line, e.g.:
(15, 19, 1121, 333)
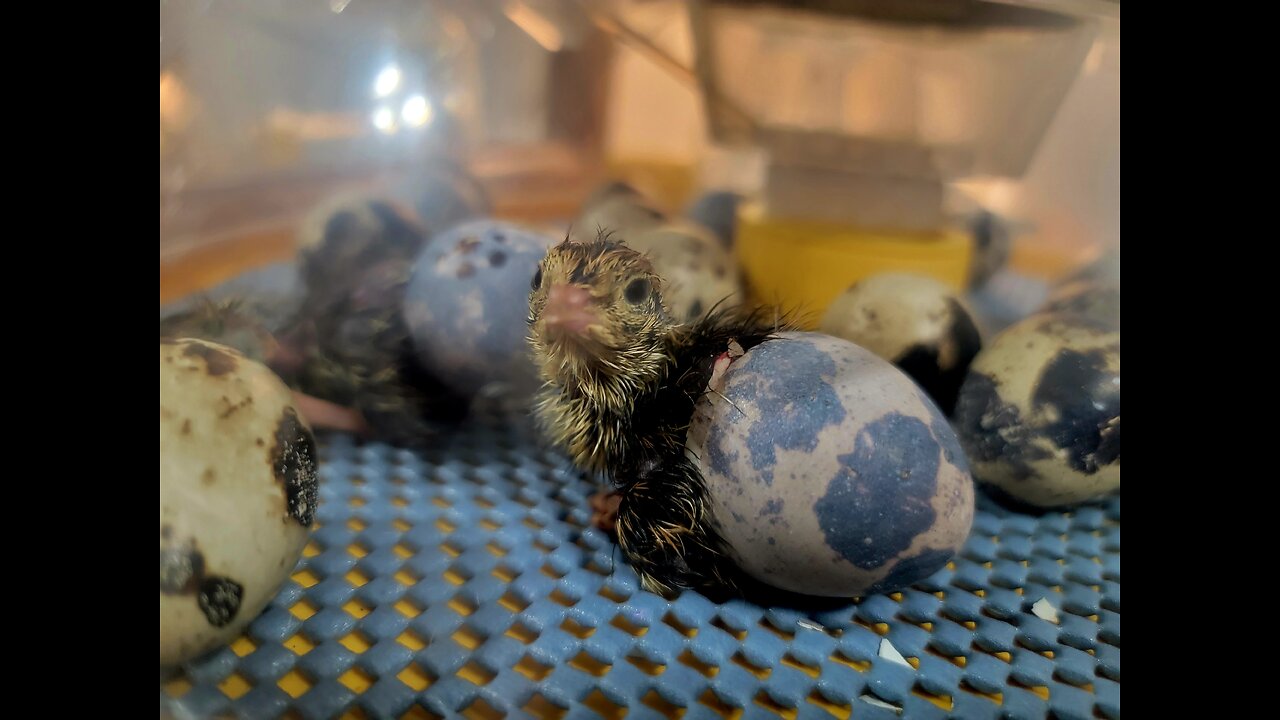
(296, 197, 426, 296)
(160, 298, 281, 365)
(289, 198, 467, 446)
(161, 199, 466, 444)
(528, 235, 782, 593)
(160, 299, 366, 433)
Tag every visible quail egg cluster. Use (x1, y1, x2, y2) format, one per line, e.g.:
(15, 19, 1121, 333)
(814, 236, 1120, 513)
(160, 162, 1119, 665)
(160, 339, 317, 666)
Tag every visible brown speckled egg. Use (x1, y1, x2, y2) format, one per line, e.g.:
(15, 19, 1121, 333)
(160, 339, 317, 667)
(953, 314, 1120, 508)
(623, 221, 742, 322)
(686, 332, 974, 597)
(820, 273, 981, 415)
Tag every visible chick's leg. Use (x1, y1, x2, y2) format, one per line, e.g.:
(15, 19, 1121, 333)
(290, 392, 369, 433)
(589, 490, 623, 533)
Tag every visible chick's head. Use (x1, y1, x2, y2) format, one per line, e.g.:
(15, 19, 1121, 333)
(528, 236, 675, 383)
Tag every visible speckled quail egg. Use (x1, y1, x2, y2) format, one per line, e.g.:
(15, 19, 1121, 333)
(686, 332, 975, 597)
(404, 220, 554, 396)
(953, 314, 1120, 508)
(820, 273, 982, 415)
(569, 182, 666, 243)
(623, 220, 743, 322)
(160, 339, 317, 667)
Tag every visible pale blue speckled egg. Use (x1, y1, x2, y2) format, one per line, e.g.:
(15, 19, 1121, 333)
(686, 332, 975, 597)
(404, 221, 553, 396)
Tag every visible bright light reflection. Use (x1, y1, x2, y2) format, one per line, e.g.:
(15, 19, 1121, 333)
(372, 107, 396, 134)
(374, 65, 401, 97)
(401, 95, 433, 128)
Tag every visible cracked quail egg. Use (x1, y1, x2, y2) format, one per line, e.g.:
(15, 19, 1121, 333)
(687, 332, 975, 597)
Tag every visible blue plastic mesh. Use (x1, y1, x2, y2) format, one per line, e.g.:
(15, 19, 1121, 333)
(160, 404, 1119, 720)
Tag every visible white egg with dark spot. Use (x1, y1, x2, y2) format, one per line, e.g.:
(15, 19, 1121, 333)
(623, 221, 742, 322)
(160, 339, 317, 666)
(686, 332, 975, 597)
(953, 314, 1120, 508)
(404, 221, 554, 396)
(820, 273, 981, 414)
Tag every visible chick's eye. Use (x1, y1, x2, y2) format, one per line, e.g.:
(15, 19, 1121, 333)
(624, 278, 651, 304)
(531, 266, 543, 290)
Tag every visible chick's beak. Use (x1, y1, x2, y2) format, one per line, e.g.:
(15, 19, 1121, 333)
(543, 284, 597, 337)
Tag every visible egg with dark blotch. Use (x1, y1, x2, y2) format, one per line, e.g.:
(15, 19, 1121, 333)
(160, 339, 317, 666)
(1042, 280, 1120, 329)
(569, 182, 666, 243)
(622, 220, 742, 322)
(685, 190, 740, 250)
(819, 273, 981, 415)
(953, 314, 1120, 508)
(686, 332, 975, 597)
(404, 221, 553, 396)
